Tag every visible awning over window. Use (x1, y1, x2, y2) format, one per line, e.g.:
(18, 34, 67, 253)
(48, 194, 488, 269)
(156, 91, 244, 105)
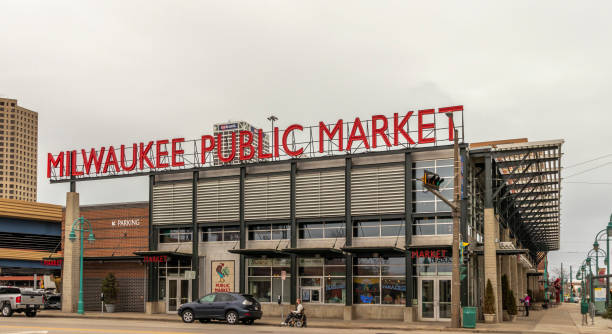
(282, 247, 343, 256)
(341, 246, 405, 256)
(133, 251, 192, 258)
(228, 248, 286, 256)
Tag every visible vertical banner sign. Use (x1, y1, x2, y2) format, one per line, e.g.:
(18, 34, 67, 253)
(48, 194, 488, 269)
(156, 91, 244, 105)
(212, 260, 235, 293)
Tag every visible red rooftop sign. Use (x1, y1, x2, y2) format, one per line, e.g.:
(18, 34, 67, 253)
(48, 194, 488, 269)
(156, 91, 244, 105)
(47, 106, 463, 182)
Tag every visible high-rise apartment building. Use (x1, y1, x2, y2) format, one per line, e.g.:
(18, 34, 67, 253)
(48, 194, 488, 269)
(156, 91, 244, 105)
(0, 98, 38, 201)
(212, 121, 270, 166)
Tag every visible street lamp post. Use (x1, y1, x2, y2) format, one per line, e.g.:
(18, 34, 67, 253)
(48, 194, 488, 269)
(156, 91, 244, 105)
(69, 216, 95, 315)
(592, 214, 612, 309)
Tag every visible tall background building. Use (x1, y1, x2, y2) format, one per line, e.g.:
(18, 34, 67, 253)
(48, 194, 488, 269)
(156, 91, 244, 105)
(212, 121, 269, 166)
(0, 98, 38, 201)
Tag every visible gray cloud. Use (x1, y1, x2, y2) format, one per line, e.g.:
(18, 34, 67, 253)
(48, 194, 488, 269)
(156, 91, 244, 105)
(1, 0, 610, 269)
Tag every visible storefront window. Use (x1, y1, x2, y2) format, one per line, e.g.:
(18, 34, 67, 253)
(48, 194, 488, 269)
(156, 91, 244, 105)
(247, 258, 290, 303)
(298, 257, 345, 304)
(353, 219, 405, 238)
(248, 224, 289, 240)
(201, 225, 240, 242)
(412, 159, 454, 213)
(353, 256, 405, 304)
(159, 228, 192, 243)
(413, 217, 453, 235)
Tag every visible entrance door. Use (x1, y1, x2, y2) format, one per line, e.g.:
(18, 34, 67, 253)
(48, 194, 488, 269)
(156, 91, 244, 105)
(166, 277, 192, 313)
(418, 277, 451, 321)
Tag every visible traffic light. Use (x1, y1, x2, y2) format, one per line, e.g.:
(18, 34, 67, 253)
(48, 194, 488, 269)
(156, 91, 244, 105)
(421, 170, 444, 191)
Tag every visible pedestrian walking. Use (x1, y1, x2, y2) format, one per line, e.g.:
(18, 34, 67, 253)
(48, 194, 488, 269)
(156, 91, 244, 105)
(520, 293, 531, 317)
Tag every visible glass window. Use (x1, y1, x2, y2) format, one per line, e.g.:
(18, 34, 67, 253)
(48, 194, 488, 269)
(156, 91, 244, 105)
(248, 224, 289, 240)
(353, 277, 380, 304)
(382, 278, 406, 304)
(201, 225, 240, 242)
(413, 217, 452, 236)
(247, 257, 291, 303)
(298, 221, 345, 239)
(353, 256, 406, 304)
(325, 278, 345, 304)
(159, 228, 192, 243)
(354, 219, 405, 238)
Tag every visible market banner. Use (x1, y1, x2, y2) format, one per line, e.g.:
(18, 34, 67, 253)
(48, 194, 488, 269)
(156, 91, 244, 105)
(212, 260, 235, 293)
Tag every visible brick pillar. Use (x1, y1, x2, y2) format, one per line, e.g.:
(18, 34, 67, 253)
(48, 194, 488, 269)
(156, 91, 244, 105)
(61, 192, 80, 313)
(484, 208, 499, 322)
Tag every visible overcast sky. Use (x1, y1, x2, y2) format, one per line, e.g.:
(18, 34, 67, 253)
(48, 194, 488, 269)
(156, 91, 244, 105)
(1, 1, 611, 272)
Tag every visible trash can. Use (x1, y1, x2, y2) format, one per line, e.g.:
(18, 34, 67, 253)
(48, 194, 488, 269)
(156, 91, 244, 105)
(580, 301, 588, 315)
(462, 307, 477, 328)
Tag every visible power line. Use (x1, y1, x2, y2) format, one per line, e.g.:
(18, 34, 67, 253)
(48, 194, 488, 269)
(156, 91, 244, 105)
(564, 161, 612, 179)
(564, 153, 612, 169)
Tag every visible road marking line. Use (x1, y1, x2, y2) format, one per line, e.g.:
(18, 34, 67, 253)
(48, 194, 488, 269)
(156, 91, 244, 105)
(6, 332, 48, 334)
(0, 325, 202, 334)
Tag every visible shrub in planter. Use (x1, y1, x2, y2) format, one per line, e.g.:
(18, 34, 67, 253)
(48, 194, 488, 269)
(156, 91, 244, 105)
(484, 279, 496, 322)
(507, 290, 517, 320)
(101, 273, 118, 312)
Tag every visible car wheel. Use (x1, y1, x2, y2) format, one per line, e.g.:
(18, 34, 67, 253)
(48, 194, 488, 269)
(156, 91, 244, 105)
(1, 304, 13, 317)
(243, 319, 254, 325)
(199, 319, 211, 323)
(181, 309, 195, 323)
(25, 309, 37, 317)
(225, 310, 238, 325)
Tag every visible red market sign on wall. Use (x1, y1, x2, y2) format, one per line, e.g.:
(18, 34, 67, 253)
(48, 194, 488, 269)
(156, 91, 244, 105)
(41, 259, 63, 266)
(47, 106, 464, 182)
(143, 256, 168, 263)
(411, 249, 450, 259)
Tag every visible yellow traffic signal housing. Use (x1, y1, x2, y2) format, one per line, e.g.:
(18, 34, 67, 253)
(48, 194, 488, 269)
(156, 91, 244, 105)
(421, 170, 444, 191)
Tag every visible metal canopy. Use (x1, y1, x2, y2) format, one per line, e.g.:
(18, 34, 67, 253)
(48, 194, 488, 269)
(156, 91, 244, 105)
(228, 248, 286, 256)
(340, 246, 405, 255)
(282, 247, 343, 256)
(491, 140, 563, 253)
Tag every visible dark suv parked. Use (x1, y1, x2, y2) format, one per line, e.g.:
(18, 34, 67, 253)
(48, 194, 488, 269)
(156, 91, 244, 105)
(178, 293, 262, 325)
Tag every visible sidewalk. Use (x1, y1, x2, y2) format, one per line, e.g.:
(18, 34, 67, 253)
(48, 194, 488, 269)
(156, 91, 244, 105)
(35, 303, 612, 333)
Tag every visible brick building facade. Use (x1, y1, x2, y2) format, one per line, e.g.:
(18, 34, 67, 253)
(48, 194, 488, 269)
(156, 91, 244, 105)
(63, 202, 149, 312)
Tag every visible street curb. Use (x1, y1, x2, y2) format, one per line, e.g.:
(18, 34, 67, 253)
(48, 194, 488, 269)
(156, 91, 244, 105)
(34, 313, 563, 333)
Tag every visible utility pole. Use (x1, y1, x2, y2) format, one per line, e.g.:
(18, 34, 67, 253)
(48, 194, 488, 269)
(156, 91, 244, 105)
(450, 128, 461, 328)
(421, 122, 461, 327)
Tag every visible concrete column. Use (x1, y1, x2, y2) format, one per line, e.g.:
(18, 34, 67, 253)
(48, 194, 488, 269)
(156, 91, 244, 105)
(510, 255, 518, 303)
(497, 256, 503, 322)
(520, 266, 526, 296)
(484, 208, 500, 322)
(61, 192, 80, 313)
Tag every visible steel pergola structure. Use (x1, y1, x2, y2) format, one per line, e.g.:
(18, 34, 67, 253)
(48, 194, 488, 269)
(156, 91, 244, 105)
(471, 139, 563, 266)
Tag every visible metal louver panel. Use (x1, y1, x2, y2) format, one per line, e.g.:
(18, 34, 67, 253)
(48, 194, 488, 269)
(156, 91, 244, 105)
(152, 182, 192, 225)
(197, 178, 240, 222)
(351, 164, 405, 216)
(296, 170, 345, 218)
(244, 174, 290, 221)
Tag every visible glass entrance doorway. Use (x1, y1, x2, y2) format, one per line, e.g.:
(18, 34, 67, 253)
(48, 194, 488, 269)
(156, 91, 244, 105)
(418, 277, 451, 321)
(166, 277, 192, 313)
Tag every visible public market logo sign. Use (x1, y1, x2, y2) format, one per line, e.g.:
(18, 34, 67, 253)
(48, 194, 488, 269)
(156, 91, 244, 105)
(47, 106, 463, 182)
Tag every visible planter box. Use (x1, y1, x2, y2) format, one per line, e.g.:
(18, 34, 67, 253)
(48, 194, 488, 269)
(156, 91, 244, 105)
(484, 313, 496, 323)
(105, 304, 116, 313)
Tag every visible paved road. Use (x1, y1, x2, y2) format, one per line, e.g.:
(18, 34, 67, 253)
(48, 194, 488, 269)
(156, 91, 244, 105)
(0, 315, 457, 334)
